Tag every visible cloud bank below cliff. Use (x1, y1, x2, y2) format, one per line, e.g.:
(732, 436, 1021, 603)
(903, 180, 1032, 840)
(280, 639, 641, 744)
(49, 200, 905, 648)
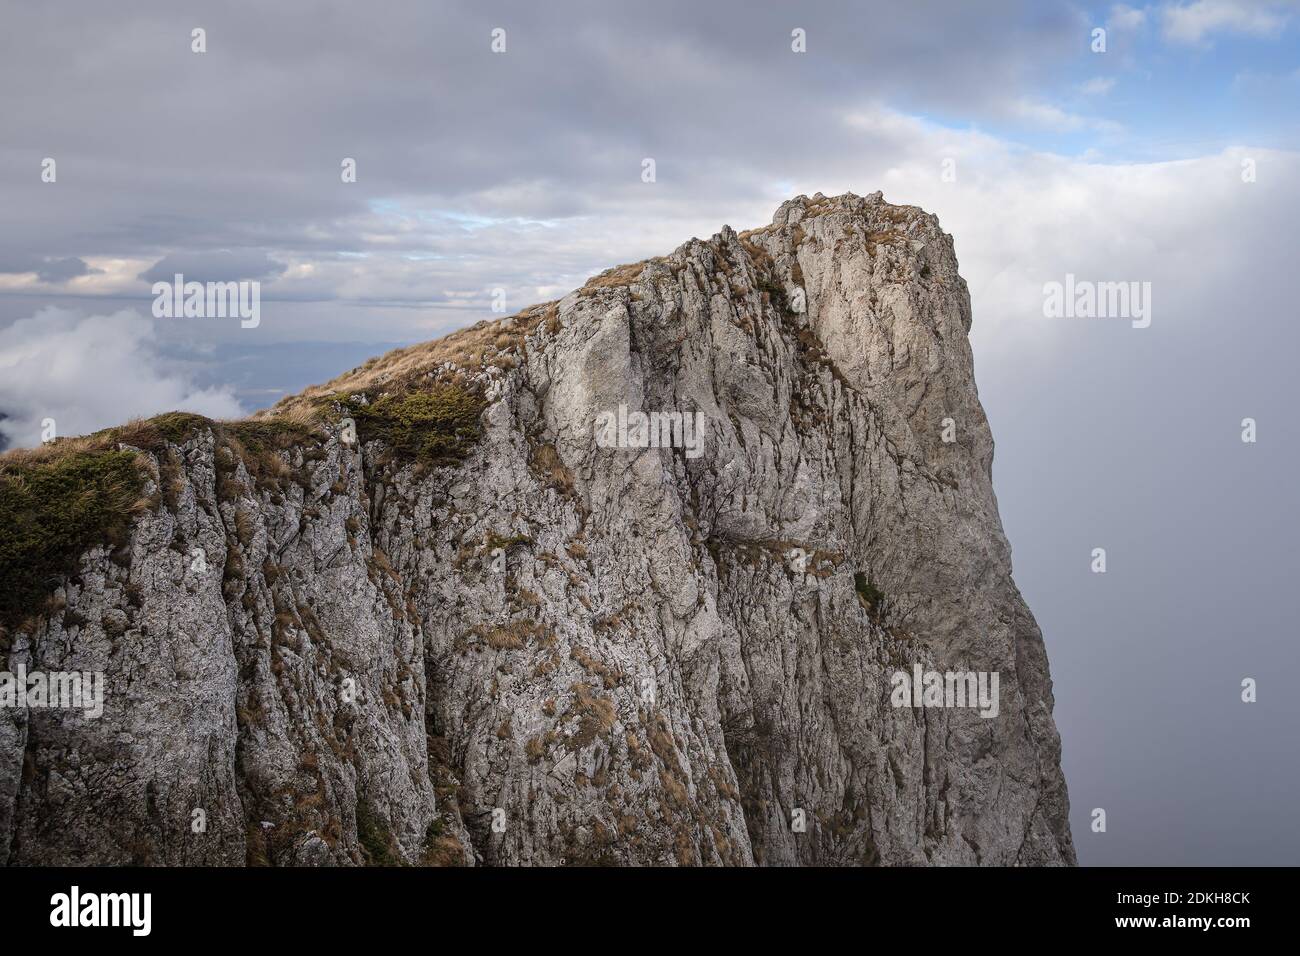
(0, 308, 242, 448)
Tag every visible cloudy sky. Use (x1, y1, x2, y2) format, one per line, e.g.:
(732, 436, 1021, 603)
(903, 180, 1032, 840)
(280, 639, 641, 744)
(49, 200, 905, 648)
(2, 0, 1297, 864)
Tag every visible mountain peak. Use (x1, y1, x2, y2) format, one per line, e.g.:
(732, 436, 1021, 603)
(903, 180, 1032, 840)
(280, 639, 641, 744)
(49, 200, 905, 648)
(1, 194, 1072, 867)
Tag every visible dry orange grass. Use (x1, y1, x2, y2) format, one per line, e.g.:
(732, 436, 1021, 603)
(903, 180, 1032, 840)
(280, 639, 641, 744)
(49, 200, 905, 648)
(581, 261, 646, 291)
(0, 433, 111, 468)
(262, 302, 559, 420)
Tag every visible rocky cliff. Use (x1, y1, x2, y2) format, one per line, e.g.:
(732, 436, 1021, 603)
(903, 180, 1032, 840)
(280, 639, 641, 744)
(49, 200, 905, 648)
(0, 192, 1074, 866)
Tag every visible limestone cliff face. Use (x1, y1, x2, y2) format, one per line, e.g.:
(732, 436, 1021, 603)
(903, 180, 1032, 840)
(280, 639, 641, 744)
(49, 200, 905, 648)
(0, 192, 1074, 866)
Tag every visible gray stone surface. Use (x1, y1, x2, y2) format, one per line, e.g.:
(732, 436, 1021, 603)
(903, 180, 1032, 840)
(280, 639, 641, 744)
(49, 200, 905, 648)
(0, 193, 1074, 866)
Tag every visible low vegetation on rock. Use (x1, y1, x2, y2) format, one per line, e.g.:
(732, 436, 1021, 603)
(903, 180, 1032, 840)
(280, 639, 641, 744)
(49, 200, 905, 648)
(338, 383, 485, 464)
(0, 449, 146, 635)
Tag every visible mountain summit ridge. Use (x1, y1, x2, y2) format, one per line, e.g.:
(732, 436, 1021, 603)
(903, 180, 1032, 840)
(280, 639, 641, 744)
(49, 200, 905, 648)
(0, 192, 1075, 865)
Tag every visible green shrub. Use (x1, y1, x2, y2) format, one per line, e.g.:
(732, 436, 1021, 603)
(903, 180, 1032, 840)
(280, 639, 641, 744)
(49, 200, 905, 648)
(484, 530, 533, 552)
(0, 451, 144, 632)
(854, 571, 886, 621)
(83, 411, 214, 454)
(134, 411, 212, 448)
(355, 797, 403, 866)
(226, 418, 315, 453)
(225, 418, 320, 492)
(343, 384, 484, 464)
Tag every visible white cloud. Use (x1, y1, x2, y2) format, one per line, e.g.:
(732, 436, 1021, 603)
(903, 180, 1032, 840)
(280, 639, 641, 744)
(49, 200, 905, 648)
(0, 308, 243, 449)
(1161, 0, 1289, 44)
(825, 105, 1299, 363)
(1079, 77, 1118, 95)
(1110, 4, 1149, 30)
(1009, 98, 1123, 133)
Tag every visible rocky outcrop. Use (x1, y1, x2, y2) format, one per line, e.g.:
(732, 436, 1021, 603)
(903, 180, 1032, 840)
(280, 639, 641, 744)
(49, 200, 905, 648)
(0, 192, 1074, 866)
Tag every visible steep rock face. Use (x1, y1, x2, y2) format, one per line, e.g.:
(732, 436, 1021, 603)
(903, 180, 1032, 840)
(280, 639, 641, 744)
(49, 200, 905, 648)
(0, 193, 1074, 866)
